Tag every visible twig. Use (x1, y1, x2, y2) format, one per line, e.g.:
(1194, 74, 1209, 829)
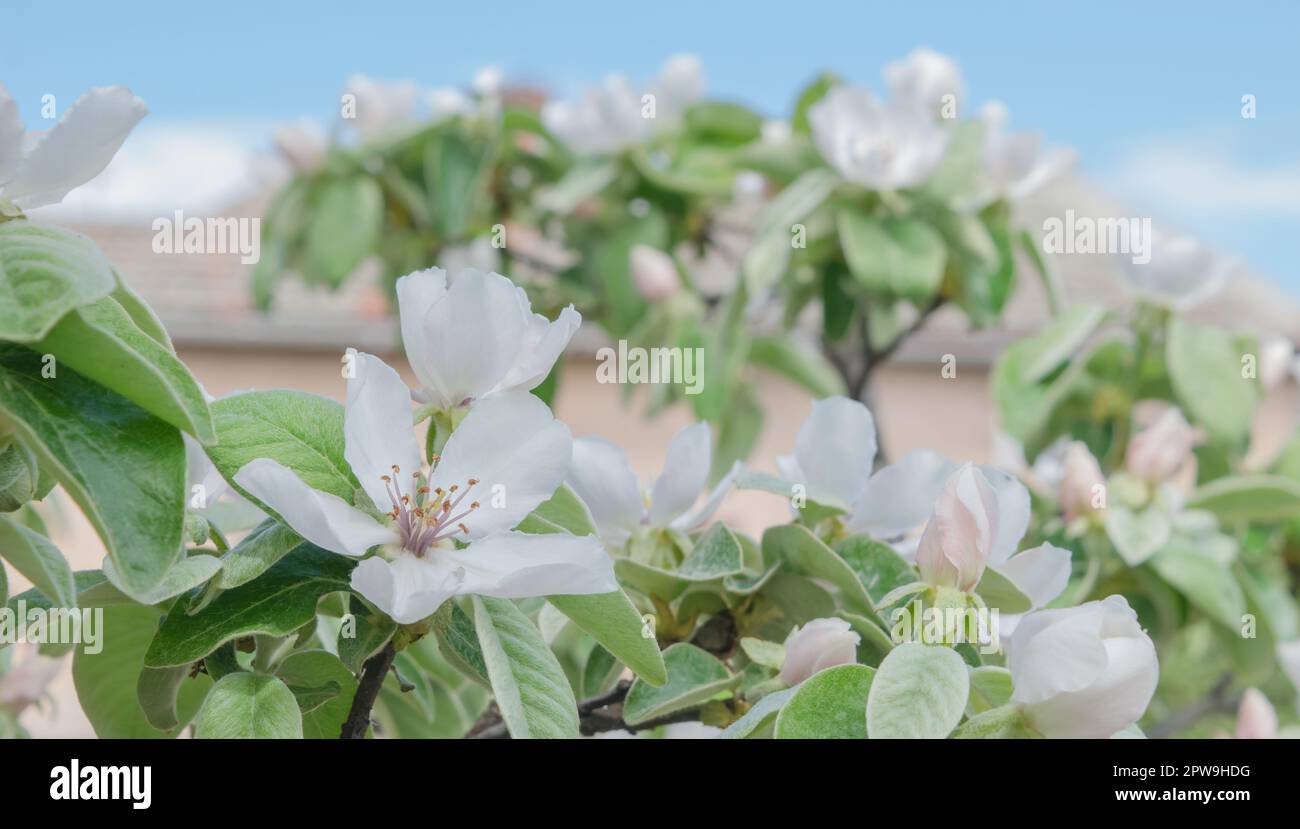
(465, 679, 705, 739)
(340, 641, 397, 740)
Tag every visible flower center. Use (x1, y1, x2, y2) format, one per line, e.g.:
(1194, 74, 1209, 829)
(379, 463, 480, 557)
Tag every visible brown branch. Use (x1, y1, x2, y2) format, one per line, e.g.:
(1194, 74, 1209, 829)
(340, 641, 397, 739)
(465, 679, 705, 739)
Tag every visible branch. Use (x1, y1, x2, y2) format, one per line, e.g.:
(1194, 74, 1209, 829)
(340, 641, 397, 740)
(466, 679, 705, 739)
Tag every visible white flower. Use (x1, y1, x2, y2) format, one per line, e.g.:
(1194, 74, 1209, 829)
(809, 85, 949, 190)
(342, 75, 418, 141)
(778, 397, 1071, 612)
(1125, 405, 1201, 484)
(232, 352, 616, 624)
(567, 423, 741, 547)
(915, 464, 999, 592)
(396, 267, 580, 412)
(0, 644, 61, 715)
(884, 48, 965, 117)
(1235, 688, 1278, 739)
(1058, 441, 1105, 522)
(779, 617, 861, 685)
(1007, 595, 1159, 738)
(1258, 336, 1295, 391)
(629, 244, 680, 300)
(438, 236, 502, 276)
(0, 82, 147, 210)
(273, 118, 327, 174)
(979, 101, 1075, 202)
(541, 54, 704, 155)
(473, 66, 505, 98)
(1119, 230, 1235, 311)
(426, 87, 475, 123)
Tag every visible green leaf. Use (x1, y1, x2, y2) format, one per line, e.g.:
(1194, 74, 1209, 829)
(791, 72, 838, 135)
(0, 345, 185, 595)
(0, 220, 115, 342)
(432, 599, 489, 685)
(103, 553, 222, 606)
(974, 566, 1033, 614)
(775, 663, 874, 739)
(303, 177, 382, 288)
(276, 649, 358, 739)
(1187, 475, 1300, 523)
(835, 535, 917, 605)
(951, 704, 1036, 738)
(747, 335, 846, 398)
(1149, 542, 1246, 630)
(109, 268, 171, 347)
(194, 672, 303, 739)
(866, 643, 969, 739)
(838, 210, 946, 304)
(217, 518, 303, 589)
(678, 524, 744, 580)
(1018, 304, 1108, 383)
(536, 161, 618, 214)
(432, 132, 493, 238)
(472, 595, 578, 739)
(547, 591, 667, 686)
(144, 543, 353, 667)
(967, 665, 1013, 715)
(0, 438, 39, 511)
(73, 604, 211, 738)
(582, 645, 622, 697)
(623, 642, 738, 726)
(206, 390, 357, 503)
(515, 484, 597, 536)
(1167, 317, 1257, 444)
(34, 294, 215, 442)
(1104, 504, 1171, 566)
(0, 515, 75, 609)
(836, 610, 895, 666)
(719, 686, 796, 739)
(683, 101, 763, 145)
(337, 600, 397, 674)
(762, 524, 875, 616)
(137, 665, 196, 732)
(739, 637, 786, 670)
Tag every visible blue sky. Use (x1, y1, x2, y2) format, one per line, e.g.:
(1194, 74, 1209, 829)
(8, 0, 1299, 292)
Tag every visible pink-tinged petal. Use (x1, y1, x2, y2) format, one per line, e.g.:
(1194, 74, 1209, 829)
(847, 449, 955, 537)
(234, 458, 395, 557)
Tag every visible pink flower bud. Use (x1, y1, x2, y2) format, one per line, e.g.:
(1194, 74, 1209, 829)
(1235, 688, 1277, 739)
(1125, 406, 1199, 483)
(915, 464, 998, 592)
(629, 245, 681, 301)
(1059, 441, 1105, 522)
(779, 618, 861, 685)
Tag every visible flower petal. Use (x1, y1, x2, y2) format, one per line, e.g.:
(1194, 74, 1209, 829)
(395, 268, 449, 396)
(2, 86, 147, 208)
(492, 303, 581, 395)
(418, 269, 530, 408)
(344, 350, 422, 510)
(0, 83, 26, 186)
(649, 422, 712, 527)
(980, 464, 1031, 565)
(996, 542, 1072, 609)
(350, 554, 454, 625)
(439, 530, 618, 600)
(567, 437, 644, 545)
(791, 397, 877, 509)
(847, 449, 955, 537)
(234, 458, 395, 556)
(673, 460, 744, 532)
(1007, 601, 1109, 705)
(429, 390, 571, 538)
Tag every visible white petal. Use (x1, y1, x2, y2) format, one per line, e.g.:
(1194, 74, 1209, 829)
(395, 268, 449, 395)
(847, 449, 955, 537)
(419, 269, 530, 407)
(430, 391, 571, 538)
(649, 422, 712, 527)
(1023, 635, 1159, 739)
(440, 531, 618, 600)
(792, 396, 877, 508)
(0, 83, 26, 185)
(996, 543, 1072, 610)
(350, 554, 454, 625)
(344, 350, 422, 510)
(567, 437, 644, 545)
(1008, 602, 1108, 705)
(2, 86, 147, 208)
(492, 303, 581, 394)
(673, 460, 744, 532)
(233, 458, 395, 556)
(184, 434, 229, 506)
(979, 465, 1031, 565)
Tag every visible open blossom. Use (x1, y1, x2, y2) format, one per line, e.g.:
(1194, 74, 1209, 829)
(0, 83, 147, 209)
(341, 75, 419, 141)
(396, 267, 580, 412)
(809, 85, 950, 190)
(1007, 595, 1159, 738)
(1058, 441, 1105, 522)
(629, 244, 681, 300)
(884, 48, 965, 116)
(567, 423, 742, 548)
(777, 397, 1072, 613)
(979, 101, 1075, 202)
(1119, 231, 1235, 311)
(542, 54, 704, 155)
(1125, 405, 1201, 484)
(779, 618, 861, 686)
(232, 352, 616, 625)
(1234, 688, 1278, 739)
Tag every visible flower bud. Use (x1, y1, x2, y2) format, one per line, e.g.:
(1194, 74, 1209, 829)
(629, 244, 680, 301)
(1007, 595, 1159, 738)
(1234, 688, 1277, 739)
(1058, 441, 1105, 522)
(779, 617, 860, 686)
(1125, 406, 1199, 484)
(915, 464, 998, 592)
